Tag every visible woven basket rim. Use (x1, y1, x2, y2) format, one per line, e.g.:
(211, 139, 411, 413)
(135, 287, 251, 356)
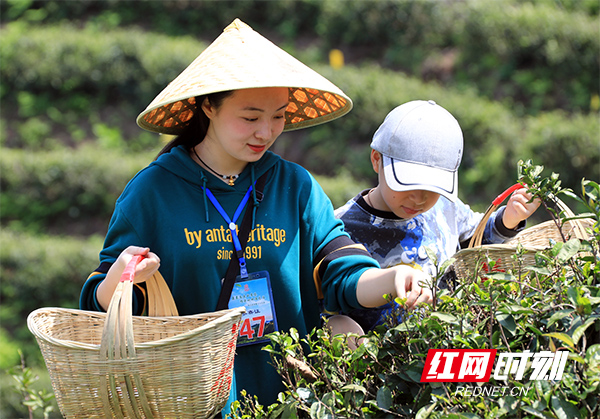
(505, 217, 595, 244)
(27, 306, 245, 351)
(452, 243, 546, 258)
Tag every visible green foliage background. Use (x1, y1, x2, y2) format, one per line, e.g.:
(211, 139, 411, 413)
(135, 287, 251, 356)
(0, 0, 598, 417)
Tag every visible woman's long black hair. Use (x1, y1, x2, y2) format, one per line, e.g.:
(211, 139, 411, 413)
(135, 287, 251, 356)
(155, 91, 233, 160)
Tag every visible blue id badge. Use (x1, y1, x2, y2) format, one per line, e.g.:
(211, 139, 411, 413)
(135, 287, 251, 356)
(228, 270, 279, 346)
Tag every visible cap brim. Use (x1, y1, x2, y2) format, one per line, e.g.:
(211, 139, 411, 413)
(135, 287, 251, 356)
(382, 155, 458, 202)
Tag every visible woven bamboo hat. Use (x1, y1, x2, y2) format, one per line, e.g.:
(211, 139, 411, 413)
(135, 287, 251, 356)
(137, 18, 353, 134)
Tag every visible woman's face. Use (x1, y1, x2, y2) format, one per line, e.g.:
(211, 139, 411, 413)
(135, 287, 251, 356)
(202, 87, 289, 164)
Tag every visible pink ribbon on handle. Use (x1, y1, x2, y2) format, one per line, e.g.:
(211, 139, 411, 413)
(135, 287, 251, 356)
(120, 255, 145, 283)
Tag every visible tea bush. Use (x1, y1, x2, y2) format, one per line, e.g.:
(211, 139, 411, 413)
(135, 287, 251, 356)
(0, 22, 204, 109)
(450, 1, 599, 114)
(0, 229, 103, 364)
(1, 23, 596, 211)
(6, 0, 596, 115)
(3, 354, 57, 419)
(0, 21, 204, 150)
(229, 170, 600, 419)
(0, 145, 155, 235)
(313, 170, 371, 209)
(311, 0, 599, 114)
(518, 112, 600, 193)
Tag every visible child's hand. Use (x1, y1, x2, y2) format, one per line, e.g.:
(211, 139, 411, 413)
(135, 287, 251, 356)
(502, 188, 541, 229)
(391, 265, 433, 311)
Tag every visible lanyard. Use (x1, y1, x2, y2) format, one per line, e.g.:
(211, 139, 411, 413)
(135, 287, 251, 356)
(204, 184, 255, 279)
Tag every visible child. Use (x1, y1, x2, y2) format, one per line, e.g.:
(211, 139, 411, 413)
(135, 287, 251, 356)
(334, 99, 540, 333)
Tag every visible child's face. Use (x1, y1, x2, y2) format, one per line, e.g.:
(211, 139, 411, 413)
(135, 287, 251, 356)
(378, 183, 440, 219)
(371, 150, 441, 219)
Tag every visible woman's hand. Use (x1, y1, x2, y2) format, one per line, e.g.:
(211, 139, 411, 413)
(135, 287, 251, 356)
(96, 246, 160, 310)
(502, 188, 541, 229)
(120, 246, 161, 284)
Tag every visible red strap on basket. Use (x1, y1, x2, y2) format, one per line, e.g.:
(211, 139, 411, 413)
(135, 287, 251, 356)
(492, 183, 523, 206)
(467, 183, 525, 249)
(120, 255, 144, 283)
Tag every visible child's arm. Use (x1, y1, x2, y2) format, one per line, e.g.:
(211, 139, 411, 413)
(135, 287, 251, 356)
(356, 265, 432, 311)
(502, 188, 541, 229)
(96, 246, 161, 311)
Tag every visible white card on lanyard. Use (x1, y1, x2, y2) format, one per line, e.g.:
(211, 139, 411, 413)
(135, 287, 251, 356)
(228, 270, 278, 346)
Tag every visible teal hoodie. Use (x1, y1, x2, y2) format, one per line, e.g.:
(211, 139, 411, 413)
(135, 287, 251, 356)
(80, 145, 378, 413)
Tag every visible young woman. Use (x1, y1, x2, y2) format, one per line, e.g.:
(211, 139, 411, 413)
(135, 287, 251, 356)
(79, 19, 431, 414)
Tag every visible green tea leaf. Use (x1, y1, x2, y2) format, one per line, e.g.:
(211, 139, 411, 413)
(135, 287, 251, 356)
(573, 318, 598, 346)
(585, 344, 600, 367)
(547, 310, 573, 328)
(496, 313, 517, 335)
(521, 406, 549, 419)
(431, 312, 459, 324)
(525, 323, 544, 336)
(543, 332, 575, 349)
(499, 303, 534, 315)
(415, 403, 436, 419)
(526, 266, 553, 275)
(341, 384, 366, 394)
(567, 286, 581, 306)
(556, 239, 581, 263)
(376, 386, 392, 410)
(550, 396, 581, 419)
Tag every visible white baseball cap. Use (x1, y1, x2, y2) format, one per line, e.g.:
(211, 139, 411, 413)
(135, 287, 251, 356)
(370, 100, 463, 202)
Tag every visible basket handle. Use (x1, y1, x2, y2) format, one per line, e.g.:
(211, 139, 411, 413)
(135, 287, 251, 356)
(99, 255, 155, 419)
(120, 254, 179, 317)
(468, 183, 523, 249)
(147, 271, 179, 317)
(468, 184, 589, 249)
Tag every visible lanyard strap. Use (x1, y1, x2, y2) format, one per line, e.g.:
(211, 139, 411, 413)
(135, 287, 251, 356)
(204, 184, 255, 279)
(215, 172, 269, 311)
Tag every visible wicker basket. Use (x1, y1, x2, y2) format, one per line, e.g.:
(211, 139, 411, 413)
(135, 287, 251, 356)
(504, 218, 594, 248)
(28, 255, 245, 419)
(451, 184, 593, 280)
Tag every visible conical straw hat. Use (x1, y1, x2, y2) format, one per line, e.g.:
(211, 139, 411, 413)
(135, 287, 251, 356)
(137, 18, 353, 134)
